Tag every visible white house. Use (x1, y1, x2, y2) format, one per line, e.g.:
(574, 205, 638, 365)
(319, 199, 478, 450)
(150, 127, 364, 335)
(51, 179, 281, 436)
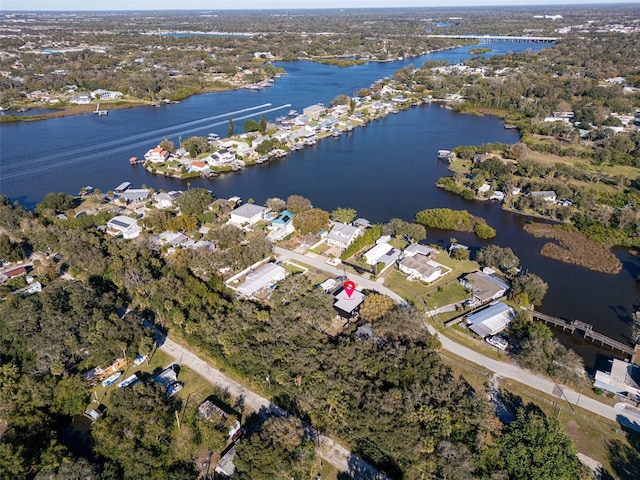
(477, 183, 491, 195)
(326, 223, 362, 250)
(237, 263, 286, 297)
(398, 255, 445, 283)
(188, 161, 209, 172)
(530, 190, 557, 203)
(144, 147, 170, 163)
(267, 209, 296, 241)
(91, 89, 123, 100)
(594, 359, 640, 403)
(229, 204, 269, 227)
(155, 191, 181, 209)
(206, 149, 235, 167)
(403, 244, 434, 257)
(70, 93, 93, 104)
(363, 242, 401, 267)
(302, 104, 326, 119)
(466, 302, 516, 338)
(106, 215, 142, 239)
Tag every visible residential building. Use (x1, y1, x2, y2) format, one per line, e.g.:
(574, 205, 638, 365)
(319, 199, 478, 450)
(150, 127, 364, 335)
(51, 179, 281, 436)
(229, 203, 269, 227)
(69, 93, 93, 104)
(398, 255, 445, 283)
(90, 89, 123, 100)
(236, 263, 286, 297)
(333, 286, 366, 319)
(267, 209, 296, 241)
(403, 243, 434, 257)
(353, 218, 371, 229)
(188, 161, 209, 172)
(117, 188, 150, 203)
(144, 147, 170, 164)
(460, 272, 509, 304)
(155, 191, 181, 209)
(530, 190, 557, 203)
(106, 215, 142, 239)
(206, 149, 235, 167)
(326, 222, 362, 249)
(363, 242, 401, 268)
(114, 181, 131, 193)
(594, 359, 640, 403)
(303, 103, 326, 119)
(466, 302, 516, 338)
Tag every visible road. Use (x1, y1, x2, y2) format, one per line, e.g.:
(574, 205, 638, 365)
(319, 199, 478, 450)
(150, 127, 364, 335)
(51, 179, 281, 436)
(152, 327, 388, 479)
(274, 247, 640, 431)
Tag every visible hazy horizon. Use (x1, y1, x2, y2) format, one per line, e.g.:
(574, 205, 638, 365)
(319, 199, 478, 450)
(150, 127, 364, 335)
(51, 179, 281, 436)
(3, 0, 640, 13)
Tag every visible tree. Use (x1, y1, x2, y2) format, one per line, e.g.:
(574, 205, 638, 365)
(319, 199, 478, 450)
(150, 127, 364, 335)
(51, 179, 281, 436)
(159, 138, 176, 154)
(331, 207, 357, 224)
(175, 188, 213, 216)
(330, 94, 350, 107)
(359, 294, 395, 322)
(228, 118, 235, 137)
(36, 192, 76, 215)
(474, 222, 496, 239)
(475, 245, 520, 272)
(451, 247, 469, 260)
(266, 197, 286, 213)
(0, 234, 25, 262)
(259, 115, 267, 134)
(182, 136, 209, 158)
(511, 273, 548, 306)
(499, 406, 583, 480)
(244, 118, 260, 132)
(293, 208, 329, 235)
(286, 195, 312, 214)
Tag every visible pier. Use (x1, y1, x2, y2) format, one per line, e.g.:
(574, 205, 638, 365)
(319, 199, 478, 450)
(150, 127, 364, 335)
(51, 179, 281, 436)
(532, 311, 634, 356)
(426, 34, 559, 43)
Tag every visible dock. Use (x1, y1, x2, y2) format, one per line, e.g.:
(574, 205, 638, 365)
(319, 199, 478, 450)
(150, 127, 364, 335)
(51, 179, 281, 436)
(532, 311, 634, 356)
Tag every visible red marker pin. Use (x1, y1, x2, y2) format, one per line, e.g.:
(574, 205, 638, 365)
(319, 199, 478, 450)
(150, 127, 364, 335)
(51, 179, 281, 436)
(343, 280, 356, 298)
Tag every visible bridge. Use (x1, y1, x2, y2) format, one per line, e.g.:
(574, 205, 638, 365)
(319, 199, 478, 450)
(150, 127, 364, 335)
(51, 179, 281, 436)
(426, 34, 559, 43)
(532, 311, 634, 356)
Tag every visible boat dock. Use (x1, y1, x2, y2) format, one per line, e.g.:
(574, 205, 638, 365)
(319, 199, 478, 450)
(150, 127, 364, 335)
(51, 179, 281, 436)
(532, 310, 634, 356)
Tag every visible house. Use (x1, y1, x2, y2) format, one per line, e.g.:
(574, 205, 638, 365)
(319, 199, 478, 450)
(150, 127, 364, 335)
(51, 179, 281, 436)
(477, 183, 491, 195)
(490, 191, 505, 201)
(1, 266, 28, 283)
(363, 242, 401, 268)
(353, 218, 371, 229)
(114, 182, 131, 193)
(188, 161, 209, 172)
(144, 147, 170, 163)
(106, 215, 142, 239)
(398, 255, 445, 283)
(530, 190, 557, 203)
(403, 243, 434, 257)
(155, 191, 181, 209)
(91, 89, 123, 100)
(156, 231, 190, 248)
(333, 286, 366, 320)
(267, 209, 296, 241)
(236, 263, 286, 297)
(466, 302, 516, 338)
(118, 188, 150, 203)
(593, 359, 640, 403)
(326, 223, 362, 249)
(303, 104, 326, 119)
(229, 204, 269, 227)
(460, 272, 509, 304)
(69, 93, 93, 104)
(206, 149, 235, 167)
(215, 446, 237, 478)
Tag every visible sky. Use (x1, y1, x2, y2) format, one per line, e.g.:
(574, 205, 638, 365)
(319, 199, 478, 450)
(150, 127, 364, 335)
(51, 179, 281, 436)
(2, 0, 640, 12)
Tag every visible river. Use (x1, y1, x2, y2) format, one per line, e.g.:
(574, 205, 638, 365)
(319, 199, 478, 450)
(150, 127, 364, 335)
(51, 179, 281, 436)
(1, 41, 637, 368)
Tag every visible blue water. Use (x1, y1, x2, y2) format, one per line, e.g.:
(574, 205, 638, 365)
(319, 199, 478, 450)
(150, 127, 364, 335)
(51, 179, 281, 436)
(1, 41, 637, 366)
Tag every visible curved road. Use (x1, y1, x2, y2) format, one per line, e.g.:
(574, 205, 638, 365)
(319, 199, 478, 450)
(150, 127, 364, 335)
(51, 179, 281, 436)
(274, 247, 640, 431)
(152, 328, 388, 479)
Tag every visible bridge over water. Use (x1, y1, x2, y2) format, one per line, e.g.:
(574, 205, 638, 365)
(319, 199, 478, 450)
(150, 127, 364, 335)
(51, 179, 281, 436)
(426, 34, 559, 43)
(532, 311, 634, 356)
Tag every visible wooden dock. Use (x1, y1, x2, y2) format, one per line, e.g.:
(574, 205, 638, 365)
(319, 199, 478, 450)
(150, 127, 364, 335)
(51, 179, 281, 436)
(532, 311, 634, 356)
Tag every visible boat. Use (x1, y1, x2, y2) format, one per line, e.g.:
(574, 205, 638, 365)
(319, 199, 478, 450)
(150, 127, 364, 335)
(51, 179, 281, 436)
(102, 372, 122, 388)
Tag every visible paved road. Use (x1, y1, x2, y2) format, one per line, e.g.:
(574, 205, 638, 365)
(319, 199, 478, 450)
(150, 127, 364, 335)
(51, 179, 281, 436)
(152, 327, 388, 479)
(274, 247, 640, 431)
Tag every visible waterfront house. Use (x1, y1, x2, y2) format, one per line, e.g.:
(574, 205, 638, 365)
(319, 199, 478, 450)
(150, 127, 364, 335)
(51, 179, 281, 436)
(118, 188, 150, 203)
(466, 302, 516, 338)
(529, 190, 557, 203)
(353, 218, 371, 229)
(460, 272, 509, 304)
(228, 204, 269, 228)
(398, 255, 445, 283)
(206, 149, 235, 167)
(106, 215, 142, 239)
(363, 242, 401, 269)
(155, 191, 181, 209)
(477, 183, 491, 195)
(144, 147, 170, 164)
(326, 223, 363, 250)
(70, 93, 93, 104)
(236, 263, 287, 297)
(188, 161, 209, 172)
(267, 209, 296, 241)
(593, 359, 640, 403)
(303, 104, 326, 119)
(90, 89, 123, 100)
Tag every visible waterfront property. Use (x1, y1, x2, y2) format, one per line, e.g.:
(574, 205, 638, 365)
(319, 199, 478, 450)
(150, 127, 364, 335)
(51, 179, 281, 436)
(594, 359, 640, 404)
(398, 254, 448, 284)
(267, 209, 296, 241)
(459, 271, 509, 304)
(326, 222, 363, 250)
(363, 242, 402, 269)
(466, 302, 516, 338)
(228, 203, 269, 228)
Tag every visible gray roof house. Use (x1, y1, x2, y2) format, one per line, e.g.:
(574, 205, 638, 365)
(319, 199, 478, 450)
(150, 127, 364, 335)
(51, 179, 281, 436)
(466, 302, 516, 338)
(460, 272, 509, 304)
(236, 263, 286, 297)
(594, 359, 640, 403)
(326, 223, 362, 249)
(229, 204, 269, 227)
